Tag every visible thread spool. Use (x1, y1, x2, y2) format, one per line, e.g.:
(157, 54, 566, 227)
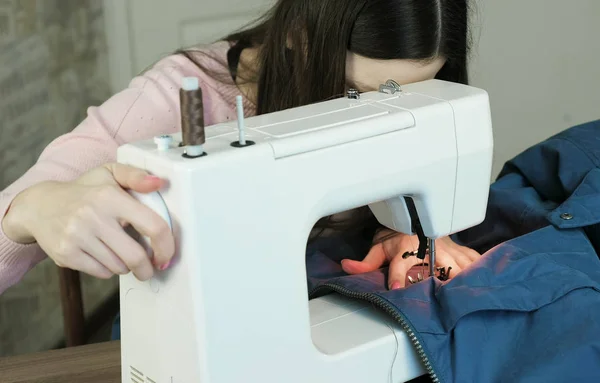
(180, 77, 206, 158)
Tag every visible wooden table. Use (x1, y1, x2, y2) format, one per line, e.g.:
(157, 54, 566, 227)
(0, 341, 120, 383)
(0, 341, 432, 383)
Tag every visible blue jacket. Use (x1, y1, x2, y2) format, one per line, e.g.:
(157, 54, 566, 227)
(306, 120, 600, 382)
(112, 120, 600, 382)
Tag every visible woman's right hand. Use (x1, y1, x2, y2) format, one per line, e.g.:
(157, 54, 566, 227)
(1, 163, 175, 281)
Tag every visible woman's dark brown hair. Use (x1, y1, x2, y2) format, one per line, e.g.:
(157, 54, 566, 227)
(178, 0, 471, 240)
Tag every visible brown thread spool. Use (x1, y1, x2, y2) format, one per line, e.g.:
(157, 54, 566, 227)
(180, 77, 205, 157)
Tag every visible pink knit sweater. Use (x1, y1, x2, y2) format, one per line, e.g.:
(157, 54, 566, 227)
(0, 41, 253, 294)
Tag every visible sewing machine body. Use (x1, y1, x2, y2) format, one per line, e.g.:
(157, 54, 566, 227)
(117, 79, 493, 382)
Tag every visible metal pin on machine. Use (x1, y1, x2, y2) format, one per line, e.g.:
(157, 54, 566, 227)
(231, 95, 255, 148)
(237, 95, 246, 145)
(347, 88, 360, 99)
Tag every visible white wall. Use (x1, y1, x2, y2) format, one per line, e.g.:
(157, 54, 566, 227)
(468, 0, 600, 178)
(102, 0, 273, 93)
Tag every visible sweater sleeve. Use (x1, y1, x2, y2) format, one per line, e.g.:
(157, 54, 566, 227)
(0, 55, 201, 294)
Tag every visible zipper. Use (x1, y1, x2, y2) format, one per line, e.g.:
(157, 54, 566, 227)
(309, 284, 441, 383)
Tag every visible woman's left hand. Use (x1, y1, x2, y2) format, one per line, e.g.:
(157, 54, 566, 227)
(341, 230, 480, 290)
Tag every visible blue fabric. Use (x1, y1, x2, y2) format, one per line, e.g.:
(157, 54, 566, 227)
(112, 120, 600, 382)
(306, 120, 600, 382)
(111, 311, 120, 340)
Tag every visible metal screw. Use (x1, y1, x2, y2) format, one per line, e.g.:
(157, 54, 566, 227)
(560, 213, 573, 220)
(347, 88, 360, 99)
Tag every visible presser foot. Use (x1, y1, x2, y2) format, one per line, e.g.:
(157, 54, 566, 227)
(405, 264, 452, 285)
(402, 249, 452, 285)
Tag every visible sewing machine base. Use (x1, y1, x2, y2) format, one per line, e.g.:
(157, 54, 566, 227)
(121, 291, 426, 382)
(117, 78, 493, 383)
(310, 294, 426, 381)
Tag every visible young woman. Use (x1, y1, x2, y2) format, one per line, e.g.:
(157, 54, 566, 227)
(0, 0, 480, 295)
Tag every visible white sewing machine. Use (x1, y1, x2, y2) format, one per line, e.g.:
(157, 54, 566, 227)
(116, 79, 493, 383)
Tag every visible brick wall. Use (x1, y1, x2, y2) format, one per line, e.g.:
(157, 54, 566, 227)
(0, 0, 118, 356)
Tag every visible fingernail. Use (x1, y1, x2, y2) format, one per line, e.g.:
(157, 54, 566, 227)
(159, 261, 171, 270)
(390, 282, 401, 290)
(145, 175, 161, 182)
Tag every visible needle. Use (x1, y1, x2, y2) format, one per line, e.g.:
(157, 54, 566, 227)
(428, 238, 436, 278)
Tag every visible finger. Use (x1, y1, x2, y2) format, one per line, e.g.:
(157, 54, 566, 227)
(104, 189, 175, 268)
(436, 238, 474, 269)
(387, 255, 422, 289)
(62, 222, 128, 275)
(444, 245, 473, 270)
(441, 237, 481, 263)
(58, 251, 114, 280)
(79, 236, 130, 275)
(97, 220, 156, 281)
(341, 243, 387, 274)
(103, 163, 166, 193)
(464, 247, 482, 262)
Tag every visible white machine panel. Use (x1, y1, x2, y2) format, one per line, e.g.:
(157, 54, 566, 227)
(117, 79, 493, 383)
